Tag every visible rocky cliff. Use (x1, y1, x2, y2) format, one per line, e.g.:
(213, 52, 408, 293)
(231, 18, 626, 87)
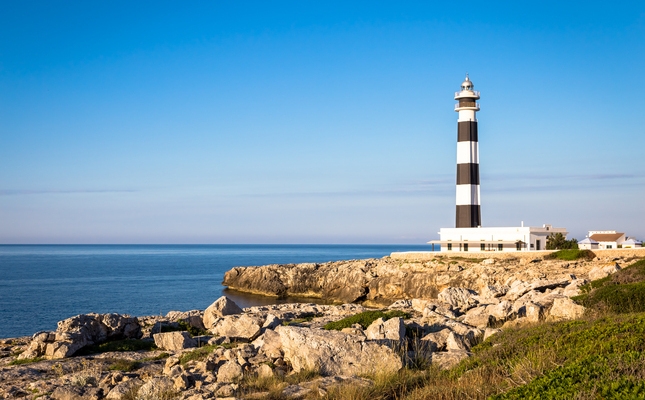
(222, 253, 631, 306)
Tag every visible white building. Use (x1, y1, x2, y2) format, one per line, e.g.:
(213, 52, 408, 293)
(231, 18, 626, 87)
(588, 231, 626, 249)
(429, 224, 568, 252)
(623, 238, 643, 248)
(578, 237, 600, 250)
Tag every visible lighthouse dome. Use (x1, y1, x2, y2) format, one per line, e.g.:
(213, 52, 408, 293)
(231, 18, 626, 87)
(461, 76, 474, 91)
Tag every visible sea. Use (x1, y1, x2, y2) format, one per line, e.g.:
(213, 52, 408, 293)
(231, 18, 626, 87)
(0, 244, 433, 339)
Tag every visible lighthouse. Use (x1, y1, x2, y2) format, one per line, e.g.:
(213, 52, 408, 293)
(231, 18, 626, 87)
(454, 75, 481, 228)
(428, 76, 570, 252)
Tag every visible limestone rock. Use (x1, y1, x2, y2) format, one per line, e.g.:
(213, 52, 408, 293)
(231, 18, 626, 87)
(446, 331, 468, 351)
(217, 360, 244, 383)
(421, 328, 451, 351)
(276, 325, 403, 376)
(210, 314, 264, 341)
(105, 379, 142, 399)
(589, 264, 621, 281)
(203, 297, 243, 329)
(256, 363, 274, 378)
(548, 297, 585, 321)
(253, 329, 283, 359)
(137, 377, 175, 400)
(153, 331, 196, 351)
(19, 313, 141, 360)
(431, 350, 470, 370)
(165, 310, 205, 332)
(483, 328, 501, 341)
(463, 306, 492, 329)
(364, 317, 406, 341)
(438, 287, 479, 311)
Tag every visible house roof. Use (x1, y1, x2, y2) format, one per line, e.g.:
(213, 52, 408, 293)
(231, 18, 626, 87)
(579, 237, 599, 244)
(589, 233, 624, 242)
(624, 238, 643, 245)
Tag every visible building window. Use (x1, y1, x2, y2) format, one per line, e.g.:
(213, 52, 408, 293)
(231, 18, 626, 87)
(481, 243, 485, 251)
(464, 243, 469, 251)
(607, 245, 613, 249)
(498, 243, 503, 251)
(447, 243, 452, 251)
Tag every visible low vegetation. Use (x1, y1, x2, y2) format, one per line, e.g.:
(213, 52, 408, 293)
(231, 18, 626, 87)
(309, 258, 645, 399)
(159, 320, 210, 337)
(9, 357, 44, 365)
(545, 249, 594, 261)
(323, 310, 410, 331)
(179, 344, 218, 365)
(76, 339, 157, 355)
(574, 259, 645, 314)
(108, 358, 141, 372)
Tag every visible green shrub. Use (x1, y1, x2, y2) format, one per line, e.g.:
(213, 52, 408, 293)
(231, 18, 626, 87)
(574, 259, 645, 313)
(108, 359, 141, 372)
(323, 310, 410, 330)
(179, 344, 217, 365)
(545, 249, 594, 261)
(574, 281, 645, 314)
(160, 320, 209, 337)
(76, 339, 157, 355)
(9, 357, 44, 365)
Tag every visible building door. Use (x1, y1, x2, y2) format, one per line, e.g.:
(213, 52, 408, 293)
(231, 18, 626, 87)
(536, 240, 541, 251)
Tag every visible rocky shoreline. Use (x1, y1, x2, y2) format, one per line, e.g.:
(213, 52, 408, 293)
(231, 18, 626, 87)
(222, 252, 630, 305)
(0, 253, 637, 399)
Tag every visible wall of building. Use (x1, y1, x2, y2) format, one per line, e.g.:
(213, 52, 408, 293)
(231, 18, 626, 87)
(391, 248, 645, 261)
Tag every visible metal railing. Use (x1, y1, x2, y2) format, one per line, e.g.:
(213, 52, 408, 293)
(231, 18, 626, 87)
(455, 91, 480, 97)
(455, 103, 480, 110)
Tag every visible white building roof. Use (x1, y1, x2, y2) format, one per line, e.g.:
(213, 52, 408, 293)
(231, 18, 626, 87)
(579, 237, 599, 244)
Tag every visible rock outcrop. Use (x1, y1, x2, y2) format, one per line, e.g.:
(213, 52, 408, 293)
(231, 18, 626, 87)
(223, 254, 624, 305)
(18, 313, 141, 360)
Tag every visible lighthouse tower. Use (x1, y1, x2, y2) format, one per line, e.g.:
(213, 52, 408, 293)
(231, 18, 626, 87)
(454, 75, 481, 228)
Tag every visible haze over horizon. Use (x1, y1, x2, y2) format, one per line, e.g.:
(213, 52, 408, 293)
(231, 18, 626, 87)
(1, 2, 644, 244)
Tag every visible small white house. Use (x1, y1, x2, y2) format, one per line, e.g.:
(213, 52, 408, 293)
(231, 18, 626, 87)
(623, 238, 643, 248)
(588, 231, 626, 249)
(429, 224, 568, 252)
(578, 237, 599, 250)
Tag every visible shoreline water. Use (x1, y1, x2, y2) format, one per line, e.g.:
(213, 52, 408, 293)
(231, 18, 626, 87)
(0, 244, 433, 338)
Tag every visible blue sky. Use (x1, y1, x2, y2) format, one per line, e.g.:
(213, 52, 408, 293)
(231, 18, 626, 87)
(1, 1, 644, 244)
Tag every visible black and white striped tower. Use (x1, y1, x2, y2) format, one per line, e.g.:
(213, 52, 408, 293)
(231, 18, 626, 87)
(454, 74, 481, 228)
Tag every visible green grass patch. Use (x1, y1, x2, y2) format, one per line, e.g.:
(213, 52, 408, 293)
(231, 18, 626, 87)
(179, 344, 217, 365)
(545, 249, 595, 261)
(108, 359, 141, 372)
(141, 352, 170, 362)
(76, 339, 157, 355)
(282, 313, 322, 326)
(9, 357, 44, 365)
(323, 310, 410, 330)
(160, 320, 210, 337)
(574, 259, 645, 314)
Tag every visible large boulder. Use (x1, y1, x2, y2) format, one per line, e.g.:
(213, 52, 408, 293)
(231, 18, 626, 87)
(153, 331, 197, 351)
(203, 297, 243, 329)
(438, 287, 479, 311)
(275, 326, 403, 376)
(588, 264, 621, 281)
(364, 317, 406, 341)
(547, 298, 585, 321)
(210, 314, 264, 341)
(166, 310, 205, 331)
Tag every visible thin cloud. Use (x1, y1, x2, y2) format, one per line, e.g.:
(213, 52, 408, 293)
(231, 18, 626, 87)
(0, 189, 138, 196)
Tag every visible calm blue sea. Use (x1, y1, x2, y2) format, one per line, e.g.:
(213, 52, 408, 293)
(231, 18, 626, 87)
(0, 244, 433, 338)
